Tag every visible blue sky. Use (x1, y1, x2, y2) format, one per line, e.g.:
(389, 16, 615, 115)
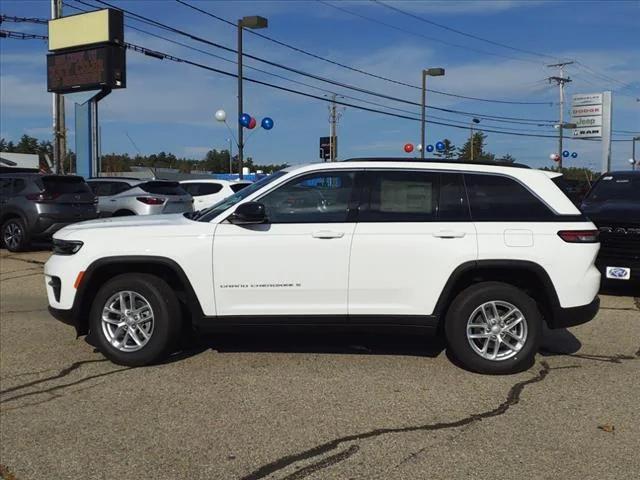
(1, 0, 638, 171)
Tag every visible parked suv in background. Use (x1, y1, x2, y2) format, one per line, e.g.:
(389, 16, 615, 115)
(45, 159, 600, 374)
(581, 171, 640, 285)
(0, 173, 97, 252)
(180, 179, 251, 210)
(86, 178, 193, 216)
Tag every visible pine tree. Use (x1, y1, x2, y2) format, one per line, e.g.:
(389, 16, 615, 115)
(457, 131, 494, 161)
(434, 138, 457, 159)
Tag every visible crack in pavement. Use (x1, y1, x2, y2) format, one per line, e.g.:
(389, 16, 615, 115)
(0, 272, 42, 283)
(240, 361, 552, 480)
(0, 359, 107, 396)
(281, 445, 360, 480)
(1, 379, 109, 413)
(0, 256, 46, 265)
(0, 267, 42, 275)
(0, 367, 132, 406)
(1, 308, 48, 314)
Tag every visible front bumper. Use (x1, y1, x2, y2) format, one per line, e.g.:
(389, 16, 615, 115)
(548, 296, 600, 329)
(48, 306, 77, 327)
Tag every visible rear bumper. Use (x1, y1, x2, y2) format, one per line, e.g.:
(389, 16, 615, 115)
(548, 296, 600, 329)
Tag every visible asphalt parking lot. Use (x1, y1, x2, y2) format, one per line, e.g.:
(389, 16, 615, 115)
(1, 250, 638, 480)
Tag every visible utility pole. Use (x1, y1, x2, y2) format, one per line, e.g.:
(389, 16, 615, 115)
(327, 94, 343, 162)
(548, 61, 573, 169)
(633, 136, 640, 171)
(51, 0, 65, 174)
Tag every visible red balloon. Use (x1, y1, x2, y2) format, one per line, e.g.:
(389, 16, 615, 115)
(248, 117, 257, 129)
(404, 143, 414, 153)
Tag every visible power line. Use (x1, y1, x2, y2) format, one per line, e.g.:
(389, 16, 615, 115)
(317, 0, 544, 66)
(85, 0, 558, 125)
(176, 0, 552, 106)
(370, 1, 637, 95)
(372, 0, 557, 61)
(0, 29, 47, 40)
(0, 14, 48, 25)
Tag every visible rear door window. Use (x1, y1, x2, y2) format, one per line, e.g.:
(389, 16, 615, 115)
(0, 178, 13, 195)
(139, 181, 188, 196)
(360, 170, 438, 222)
(464, 173, 554, 221)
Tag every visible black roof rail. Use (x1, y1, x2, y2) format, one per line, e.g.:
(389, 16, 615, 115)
(341, 157, 531, 169)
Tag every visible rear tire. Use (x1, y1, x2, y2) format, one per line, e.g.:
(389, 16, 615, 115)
(89, 273, 182, 366)
(444, 282, 541, 374)
(2, 217, 29, 252)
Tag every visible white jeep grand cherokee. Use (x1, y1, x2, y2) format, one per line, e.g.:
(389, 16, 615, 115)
(45, 159, 601, 374)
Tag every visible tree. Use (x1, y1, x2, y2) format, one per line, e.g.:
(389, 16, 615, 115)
(457, 131, 495, 162)
(498, 153, 516, 163)
(434, 138, 456, 159)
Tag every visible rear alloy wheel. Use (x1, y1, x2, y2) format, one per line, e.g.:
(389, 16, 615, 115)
(445, 282, 541, 374)
(90, 273, 181, 366)
(2, 218, 29, 252)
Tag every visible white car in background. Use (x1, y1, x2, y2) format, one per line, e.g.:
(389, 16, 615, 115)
(180, 179, 252, 210)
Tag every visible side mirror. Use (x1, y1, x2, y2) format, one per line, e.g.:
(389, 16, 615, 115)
(229, 201, 267, 224)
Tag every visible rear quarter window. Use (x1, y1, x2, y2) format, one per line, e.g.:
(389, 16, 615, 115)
(465, 173, 555, 221)
(183, 183, 223, 196)
(139, 181, 188, 196)
(230, 183, 250, 193)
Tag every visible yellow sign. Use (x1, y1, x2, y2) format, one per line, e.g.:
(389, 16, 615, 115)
(48, 9, 123, 51)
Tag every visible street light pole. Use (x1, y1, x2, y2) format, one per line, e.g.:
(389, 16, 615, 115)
(227, 138, 233, 173)
(470, 118, 480, 161)
(633, 136, 640, 171)
(237, 16, 268, 179)
(420, 68, 445, 160)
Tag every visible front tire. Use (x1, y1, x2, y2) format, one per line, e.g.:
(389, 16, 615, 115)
(2, 217, 29, 252)
(445, 282, 542, 374)
(89, 273, 182, 366)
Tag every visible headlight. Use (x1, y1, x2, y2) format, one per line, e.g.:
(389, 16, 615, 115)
(52, 239, 84, 255)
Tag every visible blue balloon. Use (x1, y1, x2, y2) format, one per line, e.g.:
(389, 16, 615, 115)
(571, 152, 578, 158)
(261, 117, 274, 130)
(562, 150, 570, 158)
(436, 141, 445, 151)
(239, 113, 251, 127)
(426, 144, 434, 152)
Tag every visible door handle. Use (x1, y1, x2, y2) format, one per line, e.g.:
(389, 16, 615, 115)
(312, 230, 345, 239)
(433, 230, 466, 239)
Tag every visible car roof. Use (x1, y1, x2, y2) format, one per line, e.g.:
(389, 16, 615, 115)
(180, 179, 252, 184)
(602, 170, 640, 177)
(88, 177, 145, 184)
(343, 157, 531, 169)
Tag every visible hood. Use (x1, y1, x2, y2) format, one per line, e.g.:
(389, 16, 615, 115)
(581, 199, 640, 225)
(54, 213, 191, 238)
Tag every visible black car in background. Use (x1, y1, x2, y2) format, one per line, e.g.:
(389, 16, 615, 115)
(0, 173, 98, 252)
(581, 171, 640, 286)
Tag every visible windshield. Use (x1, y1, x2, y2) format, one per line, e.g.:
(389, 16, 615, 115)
(585, 174, 640, 202)
(192, 171, 288, 222)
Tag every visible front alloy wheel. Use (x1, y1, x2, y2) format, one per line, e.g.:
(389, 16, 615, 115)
(101, 291, 155, 352)
(90, 273, 181, 366)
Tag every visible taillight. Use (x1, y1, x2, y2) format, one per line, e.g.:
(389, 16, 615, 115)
(26, 191, 61, 203)
(136, 196, 165, 205)
(557, 230, 599, 243)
